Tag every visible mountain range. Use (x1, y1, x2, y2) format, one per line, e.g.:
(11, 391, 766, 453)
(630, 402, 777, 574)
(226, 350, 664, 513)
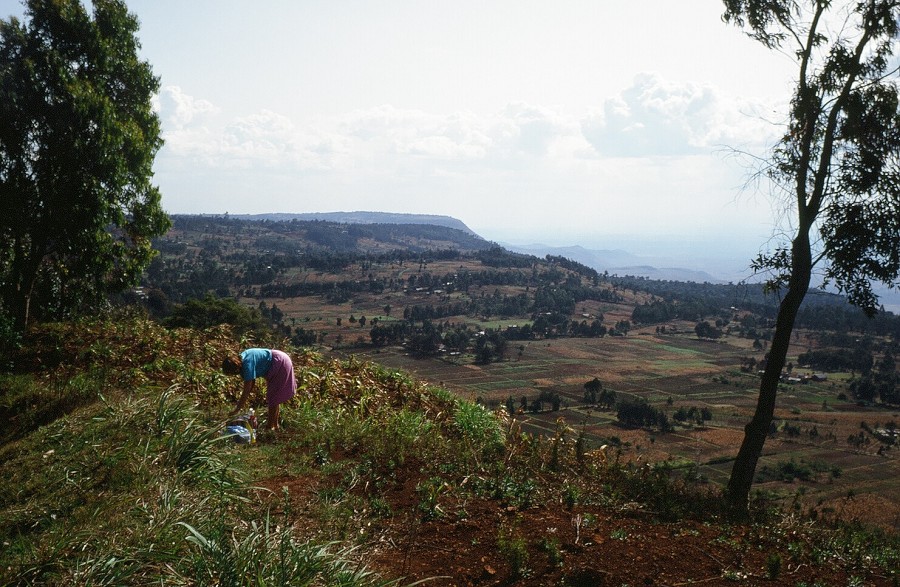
(501, 243, 725, 283)
(226, 211, 900, 312)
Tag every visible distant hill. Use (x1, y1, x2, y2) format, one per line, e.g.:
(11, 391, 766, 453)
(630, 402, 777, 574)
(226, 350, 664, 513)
(231, 211, 480, 237)
(503, 243, 722, 283)
(167, 214, 490, 255)
(504, 241, 900, 311)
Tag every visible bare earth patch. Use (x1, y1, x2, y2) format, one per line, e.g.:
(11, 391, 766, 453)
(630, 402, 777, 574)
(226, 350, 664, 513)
(256, 448, 896, 586)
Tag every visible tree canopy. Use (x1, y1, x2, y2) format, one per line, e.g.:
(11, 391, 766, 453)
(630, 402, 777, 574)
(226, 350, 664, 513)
(0, 0, 170, 329)
(723, 0, 900, 517)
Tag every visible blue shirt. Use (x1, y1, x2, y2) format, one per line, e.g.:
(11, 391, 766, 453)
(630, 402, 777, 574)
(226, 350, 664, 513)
(240, 348, 272, 381)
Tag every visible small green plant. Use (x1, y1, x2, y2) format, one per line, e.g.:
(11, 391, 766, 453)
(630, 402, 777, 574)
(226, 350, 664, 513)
(454, 400, 505, 461)
(540, 534, 563, 567)
(562, 483, 581, 510)
(416, 477, 447, 521)
(610, 528, 628, 541)
(484, 474, 537, 509)
(497, 523, 530, 579)
(766, 552, 782, 580)
(369, 497, 392, 518)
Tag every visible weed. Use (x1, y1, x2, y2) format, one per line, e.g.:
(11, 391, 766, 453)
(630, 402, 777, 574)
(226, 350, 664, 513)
(416, 477, 447, 521)
(369, 497, 392, 518)
(766, 552, 782, 580)
(562, 483, 581, 510)
(540, 534, 564, 567)
(178, 517, 398, 586)
(610, 528, 629, 541)
(484, 474, 537, 509)
(162, 406, 235, 487)
(453, 400, 505, 464)
(154, 385, 190, 436)
(497, 522, 530, 579)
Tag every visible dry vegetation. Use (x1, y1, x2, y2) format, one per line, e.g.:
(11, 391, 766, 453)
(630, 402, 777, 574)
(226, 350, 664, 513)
(154, 218, 900, 531)
(2, 316, 899, 586)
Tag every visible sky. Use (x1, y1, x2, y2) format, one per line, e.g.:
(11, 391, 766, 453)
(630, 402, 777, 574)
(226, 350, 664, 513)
(2, 0, 802, 272)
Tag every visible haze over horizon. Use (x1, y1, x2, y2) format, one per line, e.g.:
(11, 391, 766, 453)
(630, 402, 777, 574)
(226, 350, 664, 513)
(3, 0, 798, 267)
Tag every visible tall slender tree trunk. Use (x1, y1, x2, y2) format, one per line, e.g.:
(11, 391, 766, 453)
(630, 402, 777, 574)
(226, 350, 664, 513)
(4, 235, 42, 331)
(726, 231, 812, 518)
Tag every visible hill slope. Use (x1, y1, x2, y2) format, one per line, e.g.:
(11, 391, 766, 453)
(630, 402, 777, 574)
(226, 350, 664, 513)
(1, 317, 898, 585)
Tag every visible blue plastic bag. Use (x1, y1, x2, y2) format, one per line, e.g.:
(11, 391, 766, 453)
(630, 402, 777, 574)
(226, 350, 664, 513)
(225, 424, 253, 443)
(224, 414, 256, 444)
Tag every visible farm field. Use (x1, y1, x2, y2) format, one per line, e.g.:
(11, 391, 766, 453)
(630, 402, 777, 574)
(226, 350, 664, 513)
(151, 217, 900, 531)
(337, 323, 900, 531)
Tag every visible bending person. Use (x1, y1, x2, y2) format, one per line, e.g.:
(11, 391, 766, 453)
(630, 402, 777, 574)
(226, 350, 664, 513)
(223, 348, 297, 431)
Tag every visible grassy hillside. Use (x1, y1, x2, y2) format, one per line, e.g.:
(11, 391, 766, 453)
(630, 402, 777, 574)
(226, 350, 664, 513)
(1, 316, 898, 586)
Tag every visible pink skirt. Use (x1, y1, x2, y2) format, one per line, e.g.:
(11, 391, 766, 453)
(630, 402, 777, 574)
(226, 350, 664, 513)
(265, 350, 297, 408)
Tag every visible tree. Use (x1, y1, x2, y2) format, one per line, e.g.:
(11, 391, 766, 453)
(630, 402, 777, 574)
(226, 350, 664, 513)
(0, 0, 169, 329)
(163, 295, 267, 335)
(598, 388, 617, 409)
(694, 320, 723, 340)
(875, 349, 900, 403)
(583, 377, 602, 403)
(722, 0, 900, 517)
(850, 373, 878, 402)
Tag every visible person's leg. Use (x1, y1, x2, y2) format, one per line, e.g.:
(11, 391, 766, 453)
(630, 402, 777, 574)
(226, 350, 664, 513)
(268, 403, 280, 431)
(265, 351, 295, 432)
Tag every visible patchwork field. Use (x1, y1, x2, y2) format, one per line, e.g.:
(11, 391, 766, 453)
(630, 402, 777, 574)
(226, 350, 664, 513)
(146, 217, 900, 535)
(338, 324, 900, 531)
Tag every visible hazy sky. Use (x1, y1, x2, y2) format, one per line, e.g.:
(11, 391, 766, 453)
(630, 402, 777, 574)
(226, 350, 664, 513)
(3, 0, 799, 259)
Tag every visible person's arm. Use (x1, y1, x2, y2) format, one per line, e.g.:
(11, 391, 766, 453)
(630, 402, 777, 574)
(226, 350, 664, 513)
(233, 379, 255, 413)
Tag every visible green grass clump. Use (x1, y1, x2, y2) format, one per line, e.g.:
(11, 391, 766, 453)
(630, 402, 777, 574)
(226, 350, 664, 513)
(179, 518, 400, 587)
(0, 383, 247, 585)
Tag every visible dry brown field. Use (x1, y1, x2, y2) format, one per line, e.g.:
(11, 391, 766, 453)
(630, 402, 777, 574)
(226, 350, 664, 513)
(331, 315, 899, 530)
(387, 352, 893, 527)
(239, 256, 900, 530)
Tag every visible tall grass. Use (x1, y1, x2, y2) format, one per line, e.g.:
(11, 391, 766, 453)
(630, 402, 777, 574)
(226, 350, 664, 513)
(157, 386, 238, 489)
(453, 400, 506, 466)
(0, 332, 408, 587)
(178, 516, 408, 587)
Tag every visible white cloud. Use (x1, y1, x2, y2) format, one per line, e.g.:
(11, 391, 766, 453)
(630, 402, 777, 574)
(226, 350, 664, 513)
(492, 102, 570, 157)
(154, 85, 219, 129)
(331, 103, 583, 165)
(581, 73, 777, 158)
(152, 80, 779, 249)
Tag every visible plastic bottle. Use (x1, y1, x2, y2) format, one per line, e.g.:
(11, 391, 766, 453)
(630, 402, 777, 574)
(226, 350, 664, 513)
(248, 408, 258, 441)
